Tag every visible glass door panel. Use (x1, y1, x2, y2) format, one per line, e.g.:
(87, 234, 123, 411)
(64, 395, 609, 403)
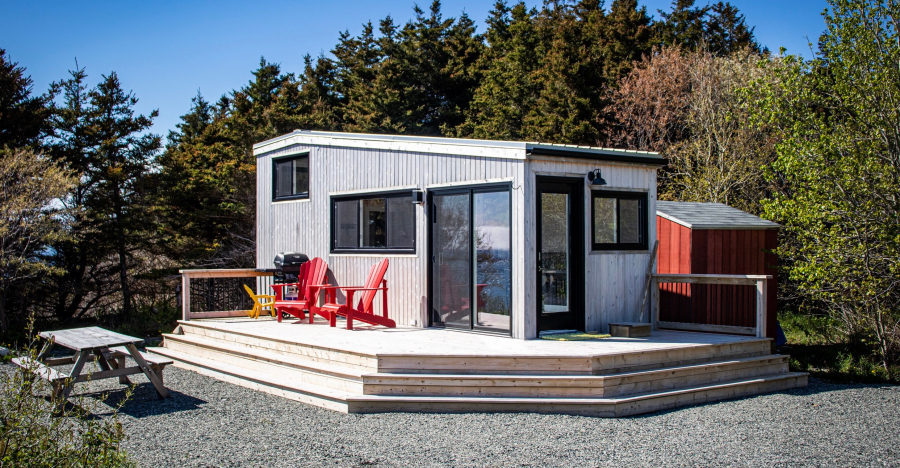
(433, 193, 472, 328)
(474, 191, 511, 333)
(540, 192, 570, 314)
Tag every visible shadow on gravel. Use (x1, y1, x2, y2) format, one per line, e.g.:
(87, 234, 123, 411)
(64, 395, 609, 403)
(81, 384, 207, 418)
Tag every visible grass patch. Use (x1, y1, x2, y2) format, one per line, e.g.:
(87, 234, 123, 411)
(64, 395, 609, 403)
(779, 310, 898, 383)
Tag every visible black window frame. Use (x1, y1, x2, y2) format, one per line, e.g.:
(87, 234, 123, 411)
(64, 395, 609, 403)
(330, 190, 417, 254)
(590, 190, 649, 251)
(272, 152, 310, 201)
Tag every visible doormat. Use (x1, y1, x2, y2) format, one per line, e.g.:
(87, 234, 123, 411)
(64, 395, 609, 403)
(540, 332, 611, 341)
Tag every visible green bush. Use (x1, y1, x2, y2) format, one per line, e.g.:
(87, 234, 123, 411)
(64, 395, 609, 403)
(0, 341, 135, 467)
(780, 310, 899, 383)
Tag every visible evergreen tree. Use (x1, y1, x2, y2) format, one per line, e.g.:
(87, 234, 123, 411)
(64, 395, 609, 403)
(0, 49, 52, 149)
(523, 0, 652, 145)
(294, 53, 341, 131)
(524, 0, 608, 144)
(43, 68, 160, 320)
(653, 0, 762, 55)
(457, 1, 543, 139)
(705, 1, 763, 54)
(155, 59, 296, 269)
(166, 91, 212, 149)
(653, 0, 709, 50)
(343, 17, 412, 133)
(604, 0, 654, 79)
(44, 66, 117, 322)
(83, 73, 161, 316)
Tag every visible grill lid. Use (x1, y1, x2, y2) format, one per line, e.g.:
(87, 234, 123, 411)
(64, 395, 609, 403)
(274, 252, 309, 269)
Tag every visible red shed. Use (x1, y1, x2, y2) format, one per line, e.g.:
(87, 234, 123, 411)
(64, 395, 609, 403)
(656, 201, 780, 338)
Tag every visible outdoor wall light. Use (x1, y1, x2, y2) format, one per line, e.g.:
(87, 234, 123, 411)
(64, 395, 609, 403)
(412, 189, 425, 204)
(587, 169, 607, 186)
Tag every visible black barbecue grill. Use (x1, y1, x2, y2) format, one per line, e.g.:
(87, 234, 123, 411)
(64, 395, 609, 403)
(272, 252, 309, 284)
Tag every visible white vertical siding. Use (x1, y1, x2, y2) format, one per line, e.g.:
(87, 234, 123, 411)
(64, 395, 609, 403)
(527, 158, 658, 336)
(257, 143, 657, 340)
(257, 144, 526, 337)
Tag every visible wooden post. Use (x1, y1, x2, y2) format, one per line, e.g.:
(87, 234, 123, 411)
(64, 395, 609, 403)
(756, 278, 767, 338)
(639, 240, 659, 322)
(651, 277, 660, 330)
(181, 272, 191, 321)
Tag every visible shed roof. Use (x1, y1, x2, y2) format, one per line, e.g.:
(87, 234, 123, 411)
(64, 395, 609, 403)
(656, 201, 781, 230)
(253, 130, 666, 166)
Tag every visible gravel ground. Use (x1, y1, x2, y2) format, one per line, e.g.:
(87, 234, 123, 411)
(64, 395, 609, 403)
(16, 362, 900, 468)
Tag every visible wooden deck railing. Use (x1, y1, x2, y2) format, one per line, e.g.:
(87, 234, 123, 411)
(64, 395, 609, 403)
(652, 274, 772, 338)
(179, 269, 274, 321)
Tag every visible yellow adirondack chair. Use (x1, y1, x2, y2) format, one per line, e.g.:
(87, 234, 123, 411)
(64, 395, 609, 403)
(243, 284, 276, 319)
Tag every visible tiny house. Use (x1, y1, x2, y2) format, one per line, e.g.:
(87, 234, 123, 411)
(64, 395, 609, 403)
(155, 131, 807, 416)
(254, 130, 665, 339)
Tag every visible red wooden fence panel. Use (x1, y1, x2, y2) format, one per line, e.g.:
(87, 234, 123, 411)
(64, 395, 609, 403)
(657, 216, 778, 336)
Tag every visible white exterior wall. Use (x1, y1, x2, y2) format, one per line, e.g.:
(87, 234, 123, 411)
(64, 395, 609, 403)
(256, 142, 528, 337)
(524, 158, 658, 338)
(255, 133, 657, 340)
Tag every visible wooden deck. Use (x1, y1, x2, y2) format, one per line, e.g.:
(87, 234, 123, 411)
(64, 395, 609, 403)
(149, 318, 806, 416)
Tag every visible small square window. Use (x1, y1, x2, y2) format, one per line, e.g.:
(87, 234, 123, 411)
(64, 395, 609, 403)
(591, 191, 648, 250)
(272, 153, 309, 201)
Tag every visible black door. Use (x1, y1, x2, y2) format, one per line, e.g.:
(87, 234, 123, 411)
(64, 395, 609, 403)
(536, 178, 585, 332)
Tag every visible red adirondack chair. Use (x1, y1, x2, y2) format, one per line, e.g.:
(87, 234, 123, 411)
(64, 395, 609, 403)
(318, 259, 394, 330)
(270, 257, 329, 323)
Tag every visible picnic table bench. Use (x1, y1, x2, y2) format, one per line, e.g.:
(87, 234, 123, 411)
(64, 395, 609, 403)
(12, 327, 172, 405)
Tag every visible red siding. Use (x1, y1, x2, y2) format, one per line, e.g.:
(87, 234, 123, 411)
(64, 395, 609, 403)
(657, 216, 779, 337)
(657, 217, 692, 324)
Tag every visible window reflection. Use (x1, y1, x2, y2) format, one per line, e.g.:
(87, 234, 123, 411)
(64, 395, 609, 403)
(475, 191, 511, 332)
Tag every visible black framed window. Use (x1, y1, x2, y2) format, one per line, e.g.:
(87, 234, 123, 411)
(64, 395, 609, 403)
(331, 191, 415, 253)
(591, 190, 648, 250)
(272, 153, 309, 201)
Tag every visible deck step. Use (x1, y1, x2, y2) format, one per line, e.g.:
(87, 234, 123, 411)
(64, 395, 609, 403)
(592, 339, 774, 374)
(347, 372, 809, 417)
(160, 334, 365, 393)
(159, 321, 806, 416)
(147, 346, 354, 412)
(363, 355, 789, 398)
(176, 321, 378, 371)
(150, 345, 806, 417)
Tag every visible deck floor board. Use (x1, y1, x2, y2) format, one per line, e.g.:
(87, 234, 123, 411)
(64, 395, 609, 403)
(181, 318, 766, 358)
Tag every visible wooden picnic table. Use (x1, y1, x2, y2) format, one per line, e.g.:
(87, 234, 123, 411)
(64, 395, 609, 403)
(13, 326, 171, 404)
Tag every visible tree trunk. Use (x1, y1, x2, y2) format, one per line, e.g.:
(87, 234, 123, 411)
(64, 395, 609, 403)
(0, 286, 8, 334)
(113, 183, 132, 316)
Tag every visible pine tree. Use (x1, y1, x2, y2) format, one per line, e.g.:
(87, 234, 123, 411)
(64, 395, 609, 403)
(343, 16, 411, 133)
(653, 0, 709, 50)
(83, 73, 161, 316)
(457, 1, 542, 140)
(44, 65, 117, 322)
(705, 2, 763, 54)
(653, 0, 762, 55)
(0, 49, 52, 149)
(603, 0, 653, 80)
(295, 53, 341, 131)
(337, 21, 389, 132)
(166, 91, 213, 149)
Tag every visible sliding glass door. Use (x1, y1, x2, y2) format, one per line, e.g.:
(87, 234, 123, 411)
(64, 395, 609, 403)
(430, 185, 512, 334)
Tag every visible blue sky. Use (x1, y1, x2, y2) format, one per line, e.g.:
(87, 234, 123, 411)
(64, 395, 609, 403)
(1, 0, 829, 139)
